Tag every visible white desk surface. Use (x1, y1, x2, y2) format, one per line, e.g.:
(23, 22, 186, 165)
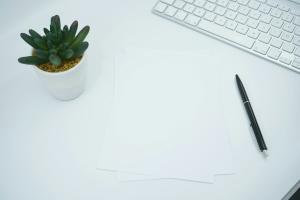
(1, 0, 300, 199)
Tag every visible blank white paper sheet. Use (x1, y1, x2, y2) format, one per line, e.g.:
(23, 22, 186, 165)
(97, 48, 234, 183)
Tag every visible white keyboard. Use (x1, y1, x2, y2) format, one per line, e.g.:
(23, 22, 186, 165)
(153, 0, 300, 73)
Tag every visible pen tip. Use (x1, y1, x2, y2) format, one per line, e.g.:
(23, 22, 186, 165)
(263, 150, 269, 157)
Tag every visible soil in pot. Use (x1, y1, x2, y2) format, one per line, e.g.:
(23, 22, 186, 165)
(37, 57, 82, 73)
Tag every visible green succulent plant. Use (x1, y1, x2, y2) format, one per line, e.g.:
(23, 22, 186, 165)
(18, 15, 90, 67)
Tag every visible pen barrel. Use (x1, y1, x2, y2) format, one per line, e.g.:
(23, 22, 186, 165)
(244, 102, 267, 151)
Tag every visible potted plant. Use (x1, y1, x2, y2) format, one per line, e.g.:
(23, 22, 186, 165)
(18, 15, 90, 101)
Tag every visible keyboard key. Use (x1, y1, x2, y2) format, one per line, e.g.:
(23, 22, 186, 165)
(175, 10, 188, 20)
(260, 14, 272, 23)
(184, 3, 195, 12)
(282, 42, 295, 53)
(161, 0, 175, 4)
(204, 2, 216, 11)
(215, 16, 227, 25)
(279, 57, 291, 64)
(204, 11, 216, 21)
(253, 41, 269, 54)
(214, 6, 226, 15)
(270, 37, 283, 48)
(238, 6, 250, 15)
(266, 0, 277, 7)
(236, 14, 248, 24)
(292, 58, 300, 69)
(248, 0, 260, 9)
(194, 0, 206, 7)
(194, 8, 206, 17)
(293, 36, 300, 46)
(165, 6, 178, 16)
(283, 23, 295, 33)
(269, 27, 282, 37)
(237, 0, 249, 5)
(281, 32, 293, 42)
(225, 10, 237, 20)
(154, 2, 168, 12)
(281, 13, 293, 22)
(225, 20, 238, 30)
(270, 8, 282, 18)
(236, 24, 249, 34)
(279, 52, 292, 64)
(258, 33, 271, 43)
(174, 0, 186, 8)
(185, 14, 201, 26)
(295, 28, 300, 36)
(258, 22, 270, 33)
(247, 29, 260, 38)
(228, 2, 239, 11)
(267, 47, 281, 59)
(247, 18, 259, 28)
(197, 19, 255, 48)
(249, 10, 261, 19)
(278, 4, 289, 12)
(271, 18, 283, 28)
(259, 4, 271, 14)
(291, 9, 300, 16)
(293, 17, 300, 26)
(294, 48, 300, 56)
(217, 0, 229, 7)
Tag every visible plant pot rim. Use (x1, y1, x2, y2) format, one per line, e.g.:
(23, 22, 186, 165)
(34, 54, 86, 76)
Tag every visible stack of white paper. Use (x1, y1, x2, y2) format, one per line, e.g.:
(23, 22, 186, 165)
(97, 48, 234, 183)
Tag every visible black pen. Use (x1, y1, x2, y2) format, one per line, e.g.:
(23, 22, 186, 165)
(235, 74, 268, 156)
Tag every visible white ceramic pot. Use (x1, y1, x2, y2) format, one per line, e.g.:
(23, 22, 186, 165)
(34, 56, 86, 101)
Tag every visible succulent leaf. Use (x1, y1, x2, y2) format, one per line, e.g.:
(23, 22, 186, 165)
(47, 39, 55, 49)
(34, 49, 48, 59)
(29, 29, 43, 40)
(57, 42, 68, 51)
(50, 24, 55, 33)
(60, 49, 74, 59)
(49, 48, 57, 55)
(69, 21, 78, 38)
(42, 36, 48, 45)
(51, 15, 61, 33)
(72, 42, 89, 58)
(20, 33, 40, 49)
(64, 21, 78, 44)
(33, 38, 48, 50)
(69, 26, 90, 49)
(63, 25, 68, 32)
(49, 54, 62, 66)
(62, 26, 69, 42)
(44, 28, 50, 35)
(47, 32, 56, 42)
(18, 56, 48, 65)
(57, 30, 62, 44)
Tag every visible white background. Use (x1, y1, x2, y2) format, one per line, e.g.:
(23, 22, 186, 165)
(0, 0, 300, 199)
